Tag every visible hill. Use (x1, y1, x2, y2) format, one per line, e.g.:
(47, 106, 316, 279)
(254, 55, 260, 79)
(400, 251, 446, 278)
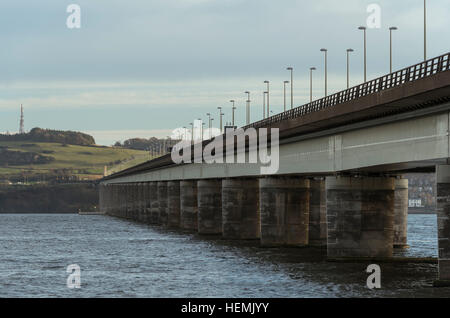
(0, 141, 150, 182)
(0, 127, 95, 146)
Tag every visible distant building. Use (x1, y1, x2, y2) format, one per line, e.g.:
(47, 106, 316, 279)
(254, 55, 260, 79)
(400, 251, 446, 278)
(409, 199, 423, 208)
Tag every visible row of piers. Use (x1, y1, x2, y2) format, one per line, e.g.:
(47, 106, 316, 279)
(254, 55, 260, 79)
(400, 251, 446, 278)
(99, 168, 450, 283)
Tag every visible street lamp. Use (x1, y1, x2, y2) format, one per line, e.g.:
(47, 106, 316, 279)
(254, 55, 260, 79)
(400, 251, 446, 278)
(263, 91, 266, 119)
(346, 49, 354, 89)
(230, 100, 236, 127)
(244, 91, 250, 125)
(197, 118, 202, 141)
(264, 81, 270, 116)
(217, 107, 223, 133)
(286, 67, 293, 109)
(283, 81, 289, 112)
(210, 118, 214, 139)
(358, 26, 367, 82)
(320, 49, 328, 97)
(389, 27, 398, 73)
(189, 122, 194, 144)
(424, 0, 427, 61)
(309, 67, 316, 103)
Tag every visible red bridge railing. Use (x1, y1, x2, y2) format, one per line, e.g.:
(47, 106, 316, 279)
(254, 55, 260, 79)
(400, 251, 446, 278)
(243, 52, 450, 130)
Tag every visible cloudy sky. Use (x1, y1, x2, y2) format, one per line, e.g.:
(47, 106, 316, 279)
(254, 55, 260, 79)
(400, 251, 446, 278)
(0, 0, 449, 145)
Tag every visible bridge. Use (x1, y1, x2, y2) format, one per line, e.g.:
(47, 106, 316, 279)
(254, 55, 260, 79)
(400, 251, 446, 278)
(100, 52, 450, 285)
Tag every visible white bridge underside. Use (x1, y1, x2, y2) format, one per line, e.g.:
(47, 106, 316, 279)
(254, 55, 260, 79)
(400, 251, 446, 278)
(103, 104, 450, 185)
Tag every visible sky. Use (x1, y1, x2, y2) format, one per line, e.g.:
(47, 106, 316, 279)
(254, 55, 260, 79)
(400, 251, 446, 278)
(0, 0, 449, 145)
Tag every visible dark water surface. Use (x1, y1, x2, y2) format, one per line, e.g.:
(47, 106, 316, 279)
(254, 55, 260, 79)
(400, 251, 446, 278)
(1, 213, 449, 298)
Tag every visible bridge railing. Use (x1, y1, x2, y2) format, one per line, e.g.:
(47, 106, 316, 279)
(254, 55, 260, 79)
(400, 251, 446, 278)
(243, 52, 450, 130)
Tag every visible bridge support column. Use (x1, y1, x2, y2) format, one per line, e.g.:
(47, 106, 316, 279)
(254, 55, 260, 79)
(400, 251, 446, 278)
(157, 181, 168, 226)
(126, 184, 132, 219)
(260, 177, 310, 247)
(394, 178, 409, 248)
(137, 183, 144, 222)
(111, 184, 118, 217)
(435, 165, 450, 285)
(149, 182, 159, 224)
(132, 183, 139, 221)
(99, 184, 106, 214)
(142, 183, 150, 223)
(180, 181, 198, 231)
(326, 176, 395, 259)
(119, 184, 126, 218)
(222, 178, 260, 240)
(198, 179, 222, 235)
(168, 181, 181, 228)
(309, 178, 327, 247)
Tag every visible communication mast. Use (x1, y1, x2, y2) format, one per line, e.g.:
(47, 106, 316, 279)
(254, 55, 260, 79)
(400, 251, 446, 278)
(19, 104, 25, 134)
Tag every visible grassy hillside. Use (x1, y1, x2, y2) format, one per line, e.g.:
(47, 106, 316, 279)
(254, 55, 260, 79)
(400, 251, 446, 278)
(0, 141, 150, 181)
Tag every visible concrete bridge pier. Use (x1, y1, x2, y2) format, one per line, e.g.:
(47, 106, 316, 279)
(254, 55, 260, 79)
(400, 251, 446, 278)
(222, 178, 260, 240)
(394, 178, 409, 249)
(259, 177, 310, 247)
(309, 178, 327, 247)
(126, 184, 133, 219)
(118, 184, 126, 218)
(99, 184, 105, 214)
(142, 183, 150, 223)
(157, 181, 168, 226)
(326, 176, 395, 259)
(436, 165, 450, 285)
(148, 182, 159, 224)
(198, 179, 222, 235)
(167, 181, 181, 228)
(131, 183, 139, 221)
(137, 183, 145, 222)
(180, 181, 198, 231)
(111, 184, 118, 217)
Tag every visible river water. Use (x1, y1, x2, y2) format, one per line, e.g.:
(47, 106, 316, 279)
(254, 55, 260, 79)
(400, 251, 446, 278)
(1, 213, 449, 298)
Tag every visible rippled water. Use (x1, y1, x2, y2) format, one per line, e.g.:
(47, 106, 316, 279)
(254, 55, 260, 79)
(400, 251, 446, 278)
(1, 213, 449, 298)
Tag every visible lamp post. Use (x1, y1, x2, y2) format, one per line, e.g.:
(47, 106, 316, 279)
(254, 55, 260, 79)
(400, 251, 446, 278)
(286, 67, 293, 109)
(389, 27, 398, 73)
(358, 26, 367, 82)
(263, 91, 266, 119)
(217, 107, 223, 133)
(197, 118, 202, 141)
(346, 49, 354, 89)
(309, 67, 316, 103)
(283, 81, 289, 112)
(245, 91, 250, 125)
(424, 0, 427, 61)
(320, 48, 328, 97)
(264, 81, 270, 116)
(230, 100, 236, 127)
(189, 122, 194, 144)
(210, 118, 214, 139)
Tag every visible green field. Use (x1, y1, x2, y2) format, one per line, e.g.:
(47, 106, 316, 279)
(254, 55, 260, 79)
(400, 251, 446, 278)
(0, 141, 151, 180)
